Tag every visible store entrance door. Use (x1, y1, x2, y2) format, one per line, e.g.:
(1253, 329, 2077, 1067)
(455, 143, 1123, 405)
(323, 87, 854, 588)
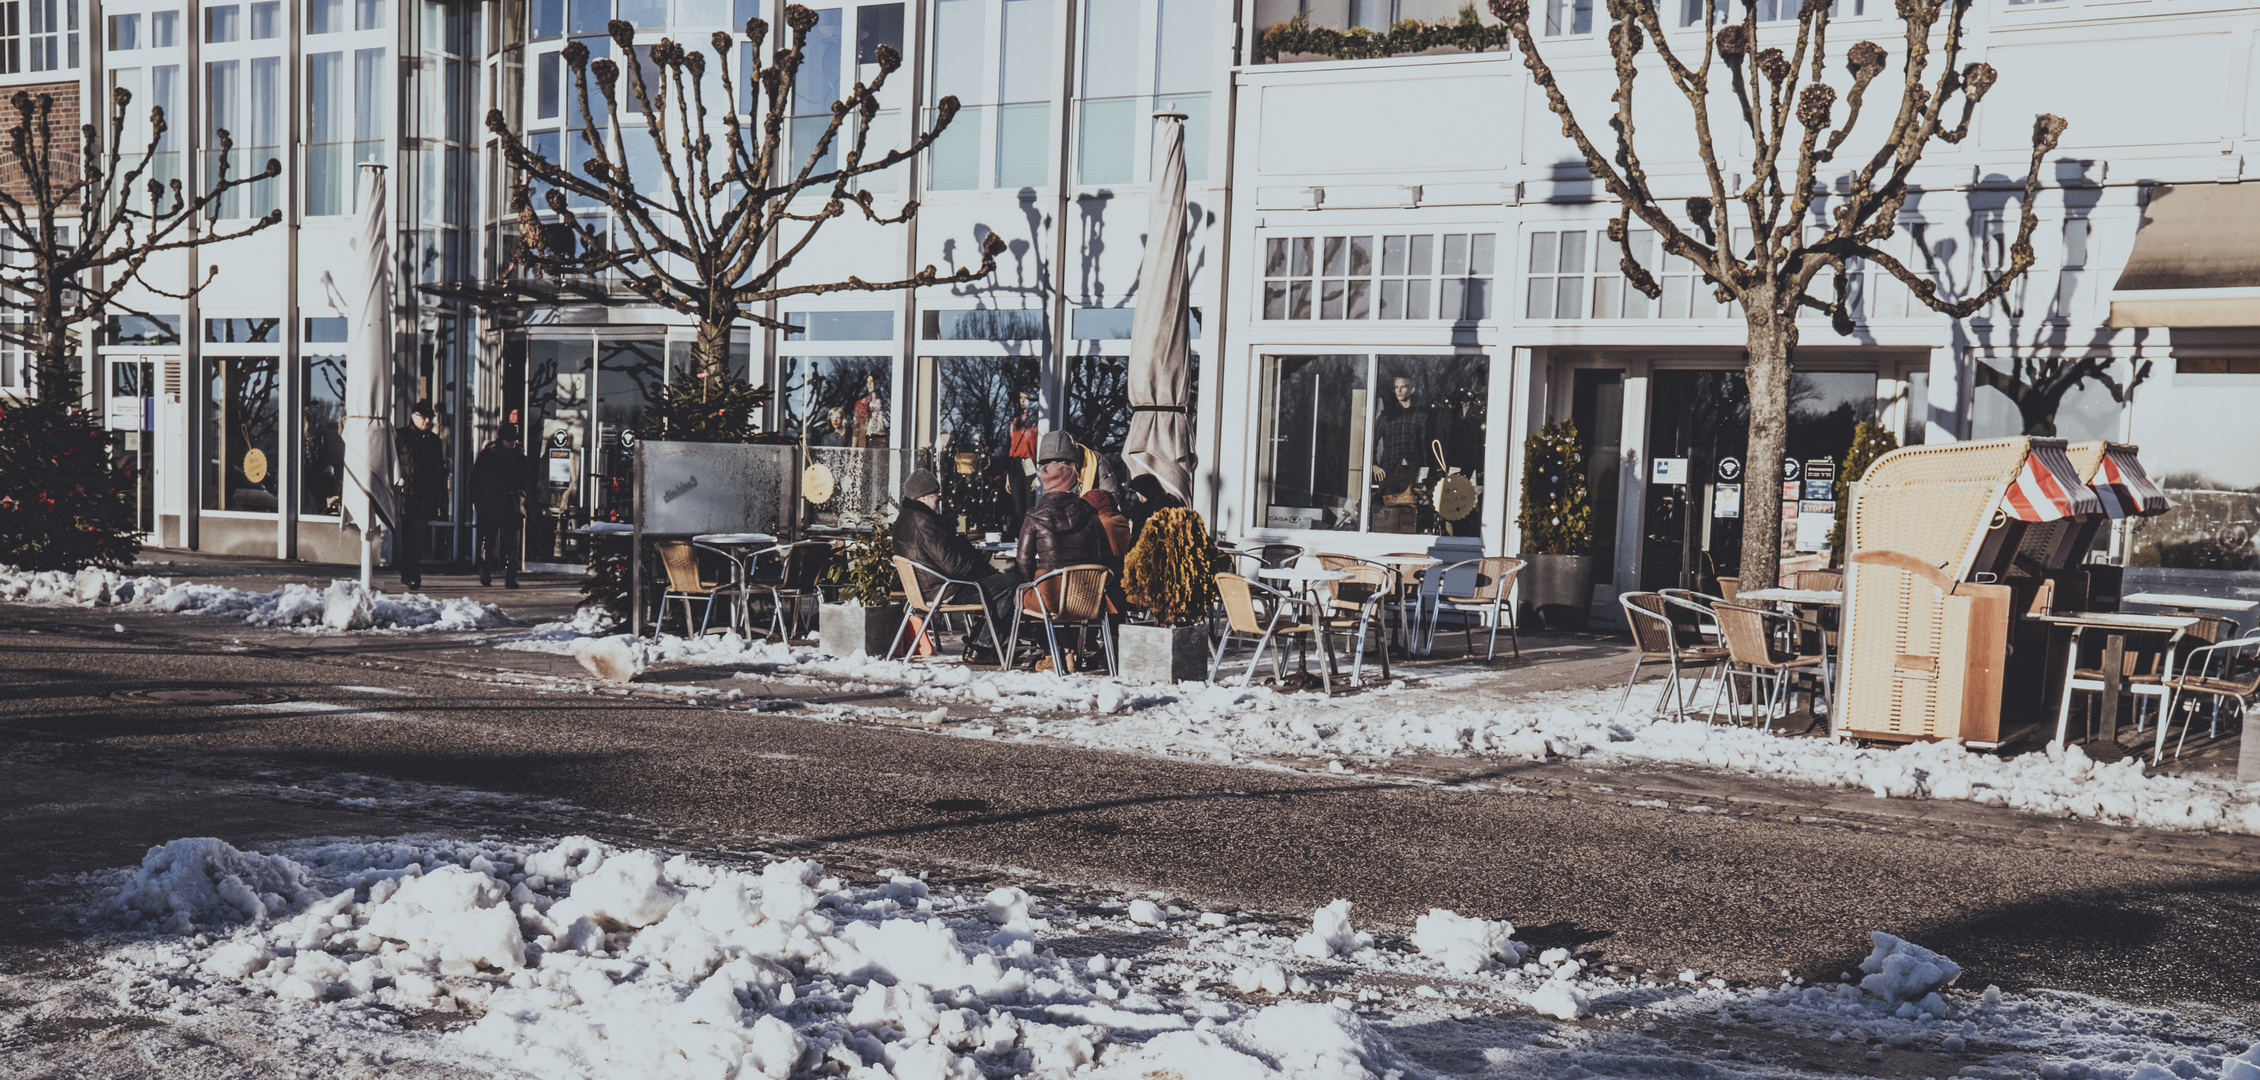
(1639, 370, 1875, 591)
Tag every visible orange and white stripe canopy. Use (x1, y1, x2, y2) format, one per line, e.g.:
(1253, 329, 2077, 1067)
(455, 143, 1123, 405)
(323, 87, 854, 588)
(2003, 442, 2104, 522)
(2087, 445, 2172, 519)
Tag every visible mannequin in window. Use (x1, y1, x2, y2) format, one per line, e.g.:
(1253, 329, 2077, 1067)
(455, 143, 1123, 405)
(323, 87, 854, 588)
(816, 405, 854, 447)
(853, 373, 888, 449)
(1372, 376, 1430, 533)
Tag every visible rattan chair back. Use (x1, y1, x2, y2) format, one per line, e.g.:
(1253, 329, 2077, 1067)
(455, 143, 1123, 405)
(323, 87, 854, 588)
(1023, 565, 1112, 621)
(892, 555, 931, 612)
(1447, 557, 1523, 603)
(1621, 592, 1677, 656)
(657, 541, 711, 594)
(1257, 544, 1305, 569)
(1217, 573, 1272, 635)
(1715, 603, 1794, 669)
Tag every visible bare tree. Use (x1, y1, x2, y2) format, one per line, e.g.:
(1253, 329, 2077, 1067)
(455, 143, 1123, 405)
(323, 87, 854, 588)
(487, 9, 1004, 382)
(1494, 0, 2066, 587)
(0, 87, 281, 404)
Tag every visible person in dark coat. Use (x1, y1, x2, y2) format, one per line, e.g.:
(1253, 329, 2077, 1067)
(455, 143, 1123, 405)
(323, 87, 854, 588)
(393, 399, 448, 590)
(469, 423, 529, 588)
(1082, 488, 1131, 569)
(1017, 432, 1114, 580)
(894, 468, 1023, 662)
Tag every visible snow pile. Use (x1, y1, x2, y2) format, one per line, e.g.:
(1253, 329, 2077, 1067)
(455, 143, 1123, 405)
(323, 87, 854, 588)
(1293, 899, 1373, 959)
(103, 837, 324, 935)
(0, 564, 505, 632)
(87, 836, 2260, 1080)
(1859, 931, 1962, 1012)
(1409, 908, 1526, 974)
(570, 634, 649, 682)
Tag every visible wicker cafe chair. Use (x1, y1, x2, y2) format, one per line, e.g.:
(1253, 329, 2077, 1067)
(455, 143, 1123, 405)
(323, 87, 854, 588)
(2154, 629, 2260, 763)
(1258, 544, 1306, 570)
(1210, 573, 1333, 692)
(2052, 614, 2230, 748)
(888, 556, 993, 663)
(1657, 587, 1726, 647)
(751, 541, 832, 642)
(1429, 557, 1525, 661)
(1713, 602, 1831, 734)
(1313, 557, 1394, 686)
(652, 540, 737, 639)
(1010, 564, 1118, 675)
(1618, 591, 1731, 721)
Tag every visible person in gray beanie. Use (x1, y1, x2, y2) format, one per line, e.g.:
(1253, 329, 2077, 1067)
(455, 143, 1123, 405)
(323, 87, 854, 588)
(1016, 432, 1115, 581)
(894, 467, 1023, 664)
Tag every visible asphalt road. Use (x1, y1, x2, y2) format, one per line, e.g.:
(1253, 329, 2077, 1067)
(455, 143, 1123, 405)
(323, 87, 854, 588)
(5, 605, 2257, 1021)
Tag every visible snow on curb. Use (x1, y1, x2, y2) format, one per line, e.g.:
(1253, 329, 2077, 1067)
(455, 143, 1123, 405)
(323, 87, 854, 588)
(85, 835, 2260, 1080)
(500, 628, 2260, 839)
(0, 563, 506, 631)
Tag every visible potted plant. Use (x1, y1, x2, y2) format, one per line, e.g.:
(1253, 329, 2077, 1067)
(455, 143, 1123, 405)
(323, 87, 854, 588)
(1515, 419, 1597, 631)
(819, 510, 907, 659)
(1118, 507, 1220, 683)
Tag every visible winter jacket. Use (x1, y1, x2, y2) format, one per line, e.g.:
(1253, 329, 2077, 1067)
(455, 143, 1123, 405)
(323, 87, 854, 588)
(1082, 489, 1131, 565)
(893, 499, 992, 594)
(469, 441, 529, 525)
(1017, 490, 1114, 580)
(394, 425, 449, 520)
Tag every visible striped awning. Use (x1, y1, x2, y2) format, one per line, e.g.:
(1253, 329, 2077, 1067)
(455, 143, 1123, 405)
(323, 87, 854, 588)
(2003, 442, 2105, 522)
(2088, 445, 2172, 519)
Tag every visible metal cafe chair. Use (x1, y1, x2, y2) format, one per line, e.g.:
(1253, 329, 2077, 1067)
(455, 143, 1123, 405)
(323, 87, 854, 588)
(2154, 629, 2260, 764)
(652, 540, 738, 639)
(1313, 555, 1393, 685)
(749, 540, 832, 641)
(1432, 556, 1526, 661)
(1211, 572, 1333, 692)
(1713, 601, 1832, 734)
(1619, 591, 1731, 722)
(1009, 564, 1118, 675)
(888, 556, 993, 663)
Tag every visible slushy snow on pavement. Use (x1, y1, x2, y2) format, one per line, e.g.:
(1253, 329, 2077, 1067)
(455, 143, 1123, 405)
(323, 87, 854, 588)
(0, 563, 505, 631)
(74, 834, 2260, 1080)
(502, 627, 2260, 839)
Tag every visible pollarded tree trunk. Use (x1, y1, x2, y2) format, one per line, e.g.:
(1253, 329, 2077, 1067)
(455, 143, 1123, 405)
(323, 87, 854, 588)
(1740, 290, 1795, 592)
(690, 316, 731, 380)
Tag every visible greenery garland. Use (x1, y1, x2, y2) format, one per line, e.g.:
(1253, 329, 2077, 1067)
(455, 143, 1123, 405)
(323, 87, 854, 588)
(1516, 419, 1593, 557)
(1256, 5, 1511, 64)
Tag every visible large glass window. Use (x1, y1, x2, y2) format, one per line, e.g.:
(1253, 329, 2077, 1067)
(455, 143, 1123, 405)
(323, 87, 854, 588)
(781, 355, 891, 448)
(594, 338, 663, 516)
(1529, 228, 1730, 321)
(930, 355, 1041, 533)
(27, 0, 79, 70)
(994, 0, 1050, 189)
(1075, 0, 1209, 185)
(303, 352, 347, 515)
(926, 0, 985, 191)
(1256, 353, 1488, 537)
(1264, 233, 1493, 322)
(205, 356, 280, 512)
(789, 6, 842, 177)
(1062, 351, 1200, 459)
(308, 51, 348, 214)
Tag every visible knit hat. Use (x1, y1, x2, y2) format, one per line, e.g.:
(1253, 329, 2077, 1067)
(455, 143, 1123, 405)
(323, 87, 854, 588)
(1036, 430, 1081, 465)
(901, 468, 942, 501)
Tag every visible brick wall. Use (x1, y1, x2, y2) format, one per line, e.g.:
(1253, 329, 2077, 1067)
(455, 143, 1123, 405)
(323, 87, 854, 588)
(0, 80, 82, 206)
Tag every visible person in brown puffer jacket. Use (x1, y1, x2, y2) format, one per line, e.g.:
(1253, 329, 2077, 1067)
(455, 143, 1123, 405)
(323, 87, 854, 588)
(1016, 432, 1115, 580)
(1082, 488, 1131, 569)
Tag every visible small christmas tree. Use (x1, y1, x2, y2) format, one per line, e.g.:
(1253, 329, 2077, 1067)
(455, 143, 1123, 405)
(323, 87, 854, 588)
(1829, 420, 1899, 566)
(1515, 419, 1592, 556)
(0, 400, 142, 572)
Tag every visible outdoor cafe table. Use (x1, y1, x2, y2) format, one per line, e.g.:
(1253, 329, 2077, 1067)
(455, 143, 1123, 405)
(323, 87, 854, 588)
(2025, 610, 2199, 747)
(2122, 593, 2260, 637)
(1373, 554, 1443, 655)
(692, 533, 779, 636)
(1733, 587, 1844, 607)
(1256, 566, 1351, 688)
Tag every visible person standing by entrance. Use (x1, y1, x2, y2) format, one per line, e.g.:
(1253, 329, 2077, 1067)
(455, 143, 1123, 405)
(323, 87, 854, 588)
(470, 423, 529, 588)
(393, 400, 448, 590)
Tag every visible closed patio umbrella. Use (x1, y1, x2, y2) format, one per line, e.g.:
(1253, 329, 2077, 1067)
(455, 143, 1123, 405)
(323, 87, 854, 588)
(341, 165, 398, 591)
(1122, 110, 1195, 505)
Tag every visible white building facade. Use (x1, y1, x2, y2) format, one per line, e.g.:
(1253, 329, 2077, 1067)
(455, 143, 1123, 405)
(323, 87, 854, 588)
(18, 0, 2260, 614)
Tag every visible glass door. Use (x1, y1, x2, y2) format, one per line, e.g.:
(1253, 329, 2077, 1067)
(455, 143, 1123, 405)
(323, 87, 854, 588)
(1639, 370, 1877, 590)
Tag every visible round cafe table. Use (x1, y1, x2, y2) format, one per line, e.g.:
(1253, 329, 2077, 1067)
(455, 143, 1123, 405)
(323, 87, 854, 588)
(1255, 566, 1350, 690)
(1374, 554, 1443, 655)
(690, 533, 779, 636)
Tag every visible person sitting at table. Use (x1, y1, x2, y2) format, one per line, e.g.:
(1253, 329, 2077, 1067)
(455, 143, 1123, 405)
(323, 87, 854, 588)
(1083, 488, 1132, 569)
(1018, 433, 1115, 581)
(895, 468, 1023, 664)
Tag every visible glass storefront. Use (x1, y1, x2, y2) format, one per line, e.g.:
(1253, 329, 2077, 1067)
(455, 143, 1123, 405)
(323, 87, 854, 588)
(204, 355, 281, 512)
(929, 354, 1042, 533)
(1255, 352, 1488, 538)
(781, 355, 893, 448)
(1636, 370, 1875, 590)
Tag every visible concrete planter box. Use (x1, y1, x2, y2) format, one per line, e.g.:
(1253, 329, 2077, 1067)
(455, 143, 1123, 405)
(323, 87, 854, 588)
(1116, 622, 1212, 684)
(820, 601, 906, 659)
(1520, 554, 1597, 632)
